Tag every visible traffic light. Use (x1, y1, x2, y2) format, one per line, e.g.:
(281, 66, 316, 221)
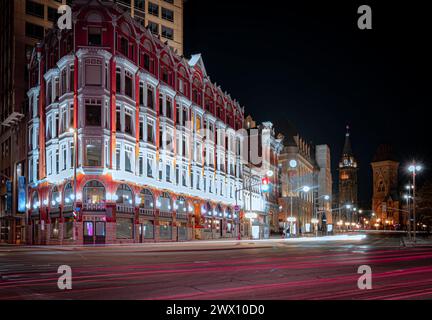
(261, 177, 270, 193)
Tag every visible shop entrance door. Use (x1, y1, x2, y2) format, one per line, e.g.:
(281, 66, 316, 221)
(83, 221, 94, 245)
(84, 221, 106, 244)
(32, 221, 39, 244)
(95, 222, 106, 244)
(139, 224, 143, 243)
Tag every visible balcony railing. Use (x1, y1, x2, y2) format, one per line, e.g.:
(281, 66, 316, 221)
(63, 205, 73, 213)
(83, 203, 106, 212)
(116, 204, 135, 214)
(139, 208, 155, 217)
(159, 211, 173, 218)
(176, 213, 188, 220)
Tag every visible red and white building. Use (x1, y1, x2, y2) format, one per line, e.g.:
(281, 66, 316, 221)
(26, 0, 253, 245)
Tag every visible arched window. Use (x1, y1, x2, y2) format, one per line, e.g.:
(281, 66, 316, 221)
(63, 183, 73, 205)
(226, 207, 233, 219)
(50, 186, 60, 208)
(177, 66, 189, 96)
(176, 196, 187, 213)
(215, 204, 223, 218)
(83, 180, 106, 204)
(116, 184, 133, 205)
(158, 192, 172, 212)
(31, 191, 40, 209)
(216, 96, 224, 119)
(139, 189, 154, 209)
(160, 54, 173, 87)
(192, 76, 202, 106)
(203, 202, 212, 216)
(204, 87, 214, 113)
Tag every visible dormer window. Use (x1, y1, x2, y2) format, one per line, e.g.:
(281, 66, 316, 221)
(88, 27, 102, 46)
(120, 37, 129, 57)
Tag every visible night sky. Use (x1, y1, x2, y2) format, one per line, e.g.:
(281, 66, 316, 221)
(183, 0, 431, 207)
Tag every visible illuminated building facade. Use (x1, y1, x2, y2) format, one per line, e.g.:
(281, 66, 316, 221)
(371, 144, 400, 229)
(278, 131, 317, 235)
(338, 126, 358, 222)
(26, 0, 245, 244)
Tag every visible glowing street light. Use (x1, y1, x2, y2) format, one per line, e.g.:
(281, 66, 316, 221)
(408, 161, 423, 242)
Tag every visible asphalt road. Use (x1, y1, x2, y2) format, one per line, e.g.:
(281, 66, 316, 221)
(1, 234, 431, 300)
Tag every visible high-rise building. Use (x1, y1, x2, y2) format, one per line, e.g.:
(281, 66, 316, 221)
(371, 144, 400, 228)
(1, 0, 183, 244)
(0, 0, 66, 243)
(315, 144, 333, 230)
(338, 126, 358, 223)
(113, 0, 184, 55)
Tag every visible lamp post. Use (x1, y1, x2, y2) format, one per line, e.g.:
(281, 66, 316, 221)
(289, 185, 313, 236)
(404, 186, 413, 240)
(315, 194, 330, 235)
(69, 128, 78, 240)
(408, 162, 422, 243)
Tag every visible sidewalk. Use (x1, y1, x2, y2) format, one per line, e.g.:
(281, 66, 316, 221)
(403, 235, 432, 247)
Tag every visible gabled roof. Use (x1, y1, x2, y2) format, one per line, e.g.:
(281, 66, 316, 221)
(188, 54, 208, 78)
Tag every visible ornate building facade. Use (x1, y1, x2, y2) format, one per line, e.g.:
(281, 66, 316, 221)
(338, 126, 358, 222)
(241, 120, 283, 239)
(26, 0, 247, 245)
(278, 132, 317, 235)
(371, 144, 401, 229)
(1, 0, 184, 244)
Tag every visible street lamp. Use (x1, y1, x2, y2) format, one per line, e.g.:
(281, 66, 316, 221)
(408, 161, 422, 242)
(69, 128, 78, 230)
(288, 185, 313, 236)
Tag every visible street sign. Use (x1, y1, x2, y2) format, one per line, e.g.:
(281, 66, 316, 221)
(234, 205, 240, 213)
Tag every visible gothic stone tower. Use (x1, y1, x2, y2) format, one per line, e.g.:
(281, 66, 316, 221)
(371, 145, 400, 227)
(338, 126, 358, 221)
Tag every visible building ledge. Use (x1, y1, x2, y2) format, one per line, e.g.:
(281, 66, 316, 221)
(1, 112, 25, 127)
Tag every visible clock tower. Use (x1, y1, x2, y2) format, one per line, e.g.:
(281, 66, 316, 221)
(338, 126, 358, 222)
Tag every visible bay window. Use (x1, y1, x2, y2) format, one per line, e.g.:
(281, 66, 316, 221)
(85, 139, 102, 167)
(85, 99, 102, 127)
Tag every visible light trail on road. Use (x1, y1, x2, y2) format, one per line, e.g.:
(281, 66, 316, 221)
(0, 235, 431, 300)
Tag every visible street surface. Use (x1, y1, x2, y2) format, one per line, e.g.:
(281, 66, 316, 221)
(1, 234, 431, 300)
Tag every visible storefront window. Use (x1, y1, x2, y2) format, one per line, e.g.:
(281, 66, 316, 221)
(116, 218, 133, 239)
(178, 222, 187, 240)
(50, 219, 60, 239)
(159, 221, 172, 240)
(142, 221, 154, 239)
(63, 218, 74, 240)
